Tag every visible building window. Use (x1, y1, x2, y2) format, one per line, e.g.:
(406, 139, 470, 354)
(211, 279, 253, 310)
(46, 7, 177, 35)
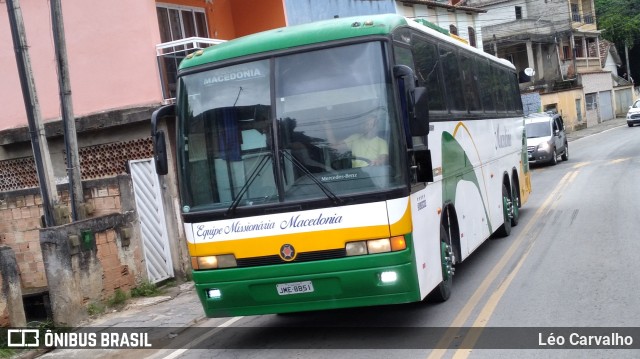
(587, 38, 598, 57)
(449, 25, 458, 36)
(571, 3, 581, 22)
(515, 6, 522, 20)
(584, 12, 594, 24)
(157, 4, 208, 42)
(156, 4, 210, 100)
(574, 38, 584, 58)
(585, 93, 597, 110)
(563, 45, 572, 60)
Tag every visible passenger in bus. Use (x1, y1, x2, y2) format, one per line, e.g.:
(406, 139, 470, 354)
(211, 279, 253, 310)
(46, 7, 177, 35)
(325, 108, 389, 168)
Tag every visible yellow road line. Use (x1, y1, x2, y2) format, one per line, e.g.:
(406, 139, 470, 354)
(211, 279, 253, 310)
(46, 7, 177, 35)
(451, 170, 579, 358)
(610, 158, 631, 164)
(427, 170, 577, 359)
(571, 162, 590, 169)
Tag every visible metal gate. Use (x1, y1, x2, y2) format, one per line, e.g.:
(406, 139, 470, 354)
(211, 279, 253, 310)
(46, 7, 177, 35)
(129, 159, 174, 283)
(599, 90, 614, 121)
(615, 88, 633, 115)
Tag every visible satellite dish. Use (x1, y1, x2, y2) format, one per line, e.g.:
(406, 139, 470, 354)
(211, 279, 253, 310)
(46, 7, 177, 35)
(524, 68, 535, 77)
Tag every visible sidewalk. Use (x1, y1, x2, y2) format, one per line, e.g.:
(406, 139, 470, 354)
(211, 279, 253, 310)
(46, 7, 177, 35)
(30, 282, 206, 359)
(566, 116, 626, 142)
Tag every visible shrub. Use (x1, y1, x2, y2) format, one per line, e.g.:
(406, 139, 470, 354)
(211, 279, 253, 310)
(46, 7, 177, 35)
(131, 281, 160, 297)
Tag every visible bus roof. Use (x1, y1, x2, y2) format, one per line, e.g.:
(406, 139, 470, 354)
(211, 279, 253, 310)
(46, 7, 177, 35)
(180, 13, 515, 72)
(180, 14, 408, 70)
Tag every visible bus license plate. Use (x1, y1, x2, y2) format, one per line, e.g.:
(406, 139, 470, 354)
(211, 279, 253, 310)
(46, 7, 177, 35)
(276, 281, 314, 295)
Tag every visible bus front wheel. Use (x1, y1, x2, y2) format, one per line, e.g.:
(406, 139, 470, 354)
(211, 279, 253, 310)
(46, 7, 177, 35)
(429, 224, 454, 302)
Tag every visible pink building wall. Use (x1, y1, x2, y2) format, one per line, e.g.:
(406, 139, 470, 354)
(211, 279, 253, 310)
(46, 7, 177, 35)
(0, 0, 163, 131)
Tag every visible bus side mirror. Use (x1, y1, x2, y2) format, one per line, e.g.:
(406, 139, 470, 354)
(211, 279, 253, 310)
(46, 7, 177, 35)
(154, 131, 168, 175)
(393, 65, 429, 136)
(151, 104, 175, 176)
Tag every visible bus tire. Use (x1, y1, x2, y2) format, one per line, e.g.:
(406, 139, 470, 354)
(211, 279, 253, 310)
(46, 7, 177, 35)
(495, 183, 512, 237)
(429, 224, 454, 302)
(510, 176, 519, 227)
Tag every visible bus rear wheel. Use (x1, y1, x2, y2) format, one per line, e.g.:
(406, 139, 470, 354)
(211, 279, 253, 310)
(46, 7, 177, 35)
(429, 224, 454, 302)
(510, 177, 520, 227)
(496, 183, 512, 237)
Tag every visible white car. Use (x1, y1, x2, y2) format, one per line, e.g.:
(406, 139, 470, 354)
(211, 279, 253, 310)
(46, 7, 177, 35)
(525, 113, 568, 165)
(627, 99, 640, 127)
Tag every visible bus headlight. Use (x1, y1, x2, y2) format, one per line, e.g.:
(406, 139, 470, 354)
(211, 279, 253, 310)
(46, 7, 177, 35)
(345, 242, 368, 256)
(367, 238, 391, 253)
(191, 254, 237, 270)
(345, 236, 406, 256)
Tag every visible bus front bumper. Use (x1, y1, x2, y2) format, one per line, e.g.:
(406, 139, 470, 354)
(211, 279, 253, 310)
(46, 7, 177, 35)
(192, 251, 420, 318)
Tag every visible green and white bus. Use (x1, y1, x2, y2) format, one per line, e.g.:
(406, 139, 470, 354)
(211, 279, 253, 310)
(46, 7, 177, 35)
(152, 14, 531, 317)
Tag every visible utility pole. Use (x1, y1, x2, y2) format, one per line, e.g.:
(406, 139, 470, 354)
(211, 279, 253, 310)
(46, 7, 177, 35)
(51, 0, 84, 221)
(6, 0, 60, 227)
(625, 43, 633, 84)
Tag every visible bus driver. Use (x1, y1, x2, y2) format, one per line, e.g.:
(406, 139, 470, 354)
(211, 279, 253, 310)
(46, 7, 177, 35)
(326, 108, 389, 168)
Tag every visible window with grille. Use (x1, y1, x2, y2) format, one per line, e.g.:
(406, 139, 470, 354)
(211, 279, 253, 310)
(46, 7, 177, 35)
(585, 93, 597, 110)
(156, 4, 209, 100)
(515, 6, 522, 20)
(157, 4, 208, 42)
(571, 3, 581, 22)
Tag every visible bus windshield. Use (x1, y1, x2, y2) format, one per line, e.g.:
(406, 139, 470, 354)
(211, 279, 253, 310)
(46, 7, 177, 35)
(178, 42, 406, 213)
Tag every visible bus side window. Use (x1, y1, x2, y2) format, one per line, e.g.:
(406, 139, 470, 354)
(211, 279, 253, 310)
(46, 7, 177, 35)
(413, 37, 446, 112)
(439, 45, 465, 112)
(460, 54, 481, 112)
(502, 70, 515, 112)
(478, 59, 496, 112)
(492, 65, 507, 112)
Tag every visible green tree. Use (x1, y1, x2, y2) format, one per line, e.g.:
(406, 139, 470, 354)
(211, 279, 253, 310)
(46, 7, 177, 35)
(595, 0, 640, 48)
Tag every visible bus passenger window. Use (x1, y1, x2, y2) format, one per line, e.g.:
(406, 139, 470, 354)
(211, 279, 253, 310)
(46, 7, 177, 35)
(413, 37, 446, 111)
(460, 54, 481, 112)
(439, 46, 465, 112)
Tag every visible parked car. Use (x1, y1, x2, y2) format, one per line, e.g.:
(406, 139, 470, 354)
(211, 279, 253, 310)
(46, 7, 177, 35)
(525, 112, 568, 166)
(627, 99, 640, 127)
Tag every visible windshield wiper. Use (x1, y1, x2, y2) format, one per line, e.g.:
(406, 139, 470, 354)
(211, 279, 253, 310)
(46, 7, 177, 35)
(225, 153, 272, 216)
(280, 150, 343, 205)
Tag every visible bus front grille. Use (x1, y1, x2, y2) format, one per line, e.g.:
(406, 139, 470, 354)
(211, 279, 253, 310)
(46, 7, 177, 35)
(236, 248, 346, 267)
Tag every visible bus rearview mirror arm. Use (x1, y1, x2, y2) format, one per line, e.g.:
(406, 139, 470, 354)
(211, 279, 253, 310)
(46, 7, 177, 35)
(413, 149, 434, 183)
(151, 104, 175, 176)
